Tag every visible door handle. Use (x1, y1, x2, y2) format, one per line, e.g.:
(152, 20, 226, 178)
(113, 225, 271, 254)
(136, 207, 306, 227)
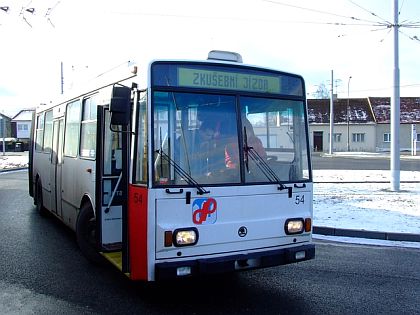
(165, 188, 184, 194)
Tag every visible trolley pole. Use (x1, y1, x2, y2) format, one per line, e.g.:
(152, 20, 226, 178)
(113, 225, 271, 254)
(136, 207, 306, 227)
(390, 0, 400, 191)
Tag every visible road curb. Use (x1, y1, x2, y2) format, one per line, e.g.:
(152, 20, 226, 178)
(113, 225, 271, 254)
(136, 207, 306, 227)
(319, 153, 420, 160)
(0, 167, 28, 173)
(313, 226, 420, 242)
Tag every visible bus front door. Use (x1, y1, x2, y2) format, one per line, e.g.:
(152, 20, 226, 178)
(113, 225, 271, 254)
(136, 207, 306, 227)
(96, 108, 124, 253)
(51, 119, 64, 217)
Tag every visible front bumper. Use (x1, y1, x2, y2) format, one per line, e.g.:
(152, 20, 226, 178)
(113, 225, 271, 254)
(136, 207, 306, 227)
(155, 243, 315, 280)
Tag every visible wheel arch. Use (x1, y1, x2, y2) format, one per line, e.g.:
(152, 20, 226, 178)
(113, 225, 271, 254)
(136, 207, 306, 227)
(76, 193, 103, 264)
(79, 193, 96, 219)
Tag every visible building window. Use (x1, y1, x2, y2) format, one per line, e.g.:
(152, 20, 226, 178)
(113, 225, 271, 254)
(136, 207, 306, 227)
(417, 133, 420, 142)
(352, 133, 365, 143)
(327, 133, 341, 143)
(334, 133, 341, 142)
(383, 133, 391, 142)
(18, 124, 29, 131)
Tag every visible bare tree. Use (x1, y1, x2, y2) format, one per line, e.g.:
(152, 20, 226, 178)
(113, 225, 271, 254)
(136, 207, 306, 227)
(312, 83, 330, 99)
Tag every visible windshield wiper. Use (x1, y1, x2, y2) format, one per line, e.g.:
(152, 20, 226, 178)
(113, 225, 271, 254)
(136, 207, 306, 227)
(243, 127, 291, 196)
(155, 149, 210, 195)
(243, 127, 250, 173)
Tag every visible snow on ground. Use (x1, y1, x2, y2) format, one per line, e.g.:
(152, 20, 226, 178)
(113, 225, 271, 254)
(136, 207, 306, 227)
(313, 179, 420, 234)
(1, 153, 419, 237)
(313, 169, 420, 235)
(0, 154, 28, 170)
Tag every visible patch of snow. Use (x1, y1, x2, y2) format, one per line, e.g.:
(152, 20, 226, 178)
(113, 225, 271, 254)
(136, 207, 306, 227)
(0, 155, 29, 170)
(314, 181, 420, 234)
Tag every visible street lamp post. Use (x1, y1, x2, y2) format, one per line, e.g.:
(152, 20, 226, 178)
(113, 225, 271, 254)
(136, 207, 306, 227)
(347, 76, 352, 151)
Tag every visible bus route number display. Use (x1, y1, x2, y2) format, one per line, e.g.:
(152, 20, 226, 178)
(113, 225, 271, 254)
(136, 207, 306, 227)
(178, 68, 281, 94)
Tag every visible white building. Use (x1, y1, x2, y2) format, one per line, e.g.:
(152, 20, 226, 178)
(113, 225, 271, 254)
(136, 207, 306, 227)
(11, 109, 35, 150)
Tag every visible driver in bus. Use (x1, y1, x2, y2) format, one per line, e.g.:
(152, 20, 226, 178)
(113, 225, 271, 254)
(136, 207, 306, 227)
(225, 118, 266, 169)
(190, 119, 225, 178)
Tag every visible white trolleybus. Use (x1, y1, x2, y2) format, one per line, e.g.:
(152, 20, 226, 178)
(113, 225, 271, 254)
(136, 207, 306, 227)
(29, 51, 315, 281)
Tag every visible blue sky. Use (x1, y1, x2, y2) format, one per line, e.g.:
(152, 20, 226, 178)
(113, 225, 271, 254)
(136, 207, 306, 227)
(1, 0, 419, 117)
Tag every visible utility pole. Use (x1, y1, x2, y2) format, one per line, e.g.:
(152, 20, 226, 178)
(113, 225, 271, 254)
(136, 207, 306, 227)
(391, 0, 400, 191)
(329, 70, 334, 155)
(61, 61, 64, 95)
(347, 76, 352, 151)
(1, 116, 5, 156)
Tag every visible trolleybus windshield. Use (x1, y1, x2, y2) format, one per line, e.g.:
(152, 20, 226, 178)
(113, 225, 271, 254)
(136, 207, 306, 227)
(151, 63, 310, 187)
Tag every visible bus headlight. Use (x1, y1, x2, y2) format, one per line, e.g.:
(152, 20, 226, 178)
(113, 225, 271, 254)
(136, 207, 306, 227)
(174, 228, 199, 246)
(285, 218, 304, 235)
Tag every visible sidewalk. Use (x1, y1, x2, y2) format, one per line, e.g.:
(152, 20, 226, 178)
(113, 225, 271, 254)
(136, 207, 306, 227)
(320, 151, 420, 160)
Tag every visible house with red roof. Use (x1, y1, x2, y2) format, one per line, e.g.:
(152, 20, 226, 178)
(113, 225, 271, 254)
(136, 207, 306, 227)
(369, 97, 420, 152)
(307, 97, 420, 152)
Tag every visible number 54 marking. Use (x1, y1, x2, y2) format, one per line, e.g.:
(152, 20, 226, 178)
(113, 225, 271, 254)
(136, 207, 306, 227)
(295, 195, 305, 205)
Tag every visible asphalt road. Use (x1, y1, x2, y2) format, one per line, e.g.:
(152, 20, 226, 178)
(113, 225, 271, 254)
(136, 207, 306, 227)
(1, 171, 419, 314)
(311, 153, 420, 171)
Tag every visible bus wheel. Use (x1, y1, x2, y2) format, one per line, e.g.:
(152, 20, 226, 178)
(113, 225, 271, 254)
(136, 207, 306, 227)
(35, 179, 48, 216)
(76, 203, 103, 264)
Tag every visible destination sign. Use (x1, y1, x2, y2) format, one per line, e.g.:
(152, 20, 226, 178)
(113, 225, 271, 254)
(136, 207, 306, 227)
(178, 68, 281, 94)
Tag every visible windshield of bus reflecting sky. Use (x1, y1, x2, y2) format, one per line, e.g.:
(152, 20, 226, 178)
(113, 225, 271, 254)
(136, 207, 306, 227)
(153, 91, 310, 186)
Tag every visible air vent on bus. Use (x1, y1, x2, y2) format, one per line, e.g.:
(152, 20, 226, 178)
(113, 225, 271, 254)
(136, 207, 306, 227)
(207, 50, 243, 63)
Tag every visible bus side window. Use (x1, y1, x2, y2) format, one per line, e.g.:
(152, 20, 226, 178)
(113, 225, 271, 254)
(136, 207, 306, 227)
(35, 113, 45, 152)
(80, 96, 98, 159)
(64, 100, 82, 157)
(104, 110, 122, 175)
(43, 110, 53, 153)
(111, 132, 122, 172)
(135, 91, 148, 184)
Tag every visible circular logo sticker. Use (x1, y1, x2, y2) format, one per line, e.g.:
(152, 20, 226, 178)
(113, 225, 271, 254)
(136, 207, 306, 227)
(238, 226, 248, 237)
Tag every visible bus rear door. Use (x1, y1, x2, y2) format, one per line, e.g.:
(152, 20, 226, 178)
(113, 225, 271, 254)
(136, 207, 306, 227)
(50, 118, 64, 217)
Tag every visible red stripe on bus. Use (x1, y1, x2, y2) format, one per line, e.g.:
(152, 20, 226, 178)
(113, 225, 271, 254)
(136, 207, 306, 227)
(128, 185, 148, 280)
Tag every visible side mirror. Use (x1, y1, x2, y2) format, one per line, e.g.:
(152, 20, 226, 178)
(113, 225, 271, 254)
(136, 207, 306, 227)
(109, 86, 131, 125)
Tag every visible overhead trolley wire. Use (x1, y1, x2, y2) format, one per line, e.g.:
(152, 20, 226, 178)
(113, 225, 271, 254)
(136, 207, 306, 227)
(346, 0, 390, 24)
(262, 0, 385, 26)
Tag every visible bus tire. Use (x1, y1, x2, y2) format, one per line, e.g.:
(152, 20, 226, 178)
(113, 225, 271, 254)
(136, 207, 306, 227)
(76, 203, 103, 264)
(35, 179, 48, 216)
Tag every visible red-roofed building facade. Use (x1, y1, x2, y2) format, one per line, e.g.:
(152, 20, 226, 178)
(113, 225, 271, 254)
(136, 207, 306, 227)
(308, 97, 420, 152)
